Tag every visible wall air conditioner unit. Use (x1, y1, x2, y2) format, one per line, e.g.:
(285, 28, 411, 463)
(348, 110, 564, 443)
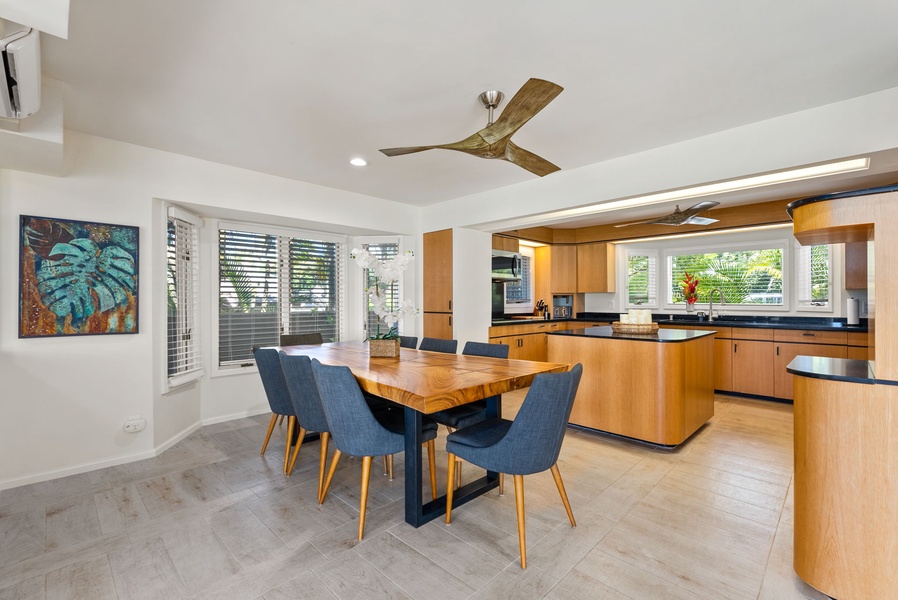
(1, 28, 41, 119)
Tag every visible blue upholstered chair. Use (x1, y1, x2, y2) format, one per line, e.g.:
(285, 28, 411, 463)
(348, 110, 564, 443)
(278, 352, 332, 499)
(444, 364, 583, 569)
(280, 332, 324, 346)
(311, 359, 439, 540)
(418, 337, 458, 354)
(398, 335, 418, 349)
(253, 347, 297, 473)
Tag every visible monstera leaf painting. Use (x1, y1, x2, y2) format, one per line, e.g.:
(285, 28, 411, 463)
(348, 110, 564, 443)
(19, 216, 139, 337)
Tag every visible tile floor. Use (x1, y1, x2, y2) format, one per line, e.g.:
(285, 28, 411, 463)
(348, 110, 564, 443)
(0, 393, 832, 599)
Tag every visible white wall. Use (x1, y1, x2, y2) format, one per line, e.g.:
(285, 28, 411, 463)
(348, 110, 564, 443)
(451, 228, 492, 348)
(0, 132, 419, 489)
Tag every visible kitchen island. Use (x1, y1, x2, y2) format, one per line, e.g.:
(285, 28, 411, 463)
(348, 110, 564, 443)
(548, 326, 715, 446)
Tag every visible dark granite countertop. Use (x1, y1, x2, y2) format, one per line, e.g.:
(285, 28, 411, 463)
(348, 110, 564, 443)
(785, 356, 889, 385)
(549, 325, 715, 343)
(578, 313, 868, 333)
(490, 317, 604, 327)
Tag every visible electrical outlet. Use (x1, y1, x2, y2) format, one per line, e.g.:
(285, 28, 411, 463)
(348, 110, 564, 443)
(123, 418, 146, 433)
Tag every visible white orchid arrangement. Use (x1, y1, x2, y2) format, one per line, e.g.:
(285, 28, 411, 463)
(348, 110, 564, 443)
(350, 247, 418, 339)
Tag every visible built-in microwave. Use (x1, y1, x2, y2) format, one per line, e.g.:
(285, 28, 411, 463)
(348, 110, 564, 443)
(491, 250, 522, 281)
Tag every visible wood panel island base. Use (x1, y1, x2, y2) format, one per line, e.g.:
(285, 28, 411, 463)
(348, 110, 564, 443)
(548, 327, 715, 446)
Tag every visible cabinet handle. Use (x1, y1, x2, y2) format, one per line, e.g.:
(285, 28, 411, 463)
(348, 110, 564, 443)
(449, 316, 452, 326)
(776, 346, 779, 356)
(802, 332, 816, 337)
(517, 339, 523, 347)
(734, 343, 738, 354)
(449, 300, 452, 311)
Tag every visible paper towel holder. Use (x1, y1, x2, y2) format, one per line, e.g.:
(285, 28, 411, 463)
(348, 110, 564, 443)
(847, 297, 860, 325)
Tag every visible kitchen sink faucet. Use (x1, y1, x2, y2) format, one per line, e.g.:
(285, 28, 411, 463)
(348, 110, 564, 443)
(708, 288, 726, 321)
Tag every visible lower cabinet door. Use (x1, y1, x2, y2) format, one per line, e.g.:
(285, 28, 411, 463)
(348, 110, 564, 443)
(493, 333, 548, 361)
(423, 312, 453, 339)
(732, 340, 774, 397)
(714, 339, 733, 391)
(774, 342, 847, 400)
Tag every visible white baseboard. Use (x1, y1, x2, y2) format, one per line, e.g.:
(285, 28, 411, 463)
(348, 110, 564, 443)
(0, 409, 270, 492)
(201, 406, 269, 426)
(0, 447, 157, 491)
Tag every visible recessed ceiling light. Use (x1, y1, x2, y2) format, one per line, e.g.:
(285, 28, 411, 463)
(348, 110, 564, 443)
(350, 157, 368, 167)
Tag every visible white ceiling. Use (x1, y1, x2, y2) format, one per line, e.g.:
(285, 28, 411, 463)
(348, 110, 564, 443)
(30, 1, 898, 220)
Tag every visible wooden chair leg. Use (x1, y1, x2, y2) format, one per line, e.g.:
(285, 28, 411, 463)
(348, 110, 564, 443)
(319, 449, 342, 504)
(260, 413, 278, 455)
(427, 440, 437, 501)
(445, 452, 457, 524)
(286, 427, 307, 476)
(277, 414, 285, 426)
(382, 455, 388, 476)
(499, 473, 504, 496)
(317, 432, 330, 502)
(550, 463, 576, 527)
(283, 416, 296, 474)
(514, 474, 527, 569)
(358, 456, 373, 540)
(388, 454, 394, 480)
(455, 461, 462, 490)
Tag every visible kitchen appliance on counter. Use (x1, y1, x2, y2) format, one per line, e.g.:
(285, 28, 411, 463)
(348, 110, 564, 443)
(553, 295, 572, 318)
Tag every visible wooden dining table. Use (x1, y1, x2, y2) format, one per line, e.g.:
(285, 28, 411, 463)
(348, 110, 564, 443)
(278, 341, 569, 527)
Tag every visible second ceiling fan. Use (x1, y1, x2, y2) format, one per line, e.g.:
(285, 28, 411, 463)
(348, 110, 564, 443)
(614, 201, 720, 228)
(379, 78, 563, 177)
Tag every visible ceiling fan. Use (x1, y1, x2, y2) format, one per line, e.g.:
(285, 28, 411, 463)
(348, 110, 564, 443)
(379, 78, 563, 177)
(614, 201, 720, 227)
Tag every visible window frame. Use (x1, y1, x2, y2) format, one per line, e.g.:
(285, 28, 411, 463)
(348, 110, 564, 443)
(794, 240, 834, 313)
(165, 205, 204, 390)
(663, 240, 789, 312)
(625, 248, 659, 309)
(212, 220, 347, 375)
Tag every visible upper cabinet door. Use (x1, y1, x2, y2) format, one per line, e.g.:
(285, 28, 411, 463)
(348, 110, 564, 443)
(551, 245, 578, 293)
(577, 243, 616, 293)
(423, 229, 453, 313)
(491, 235, 520, 252)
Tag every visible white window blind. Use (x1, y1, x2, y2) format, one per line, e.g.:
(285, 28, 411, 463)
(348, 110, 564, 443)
(361, 241, 399, 337)
(505, 255, 532, 303)
(797, 243, 830, 307)
(627, 250, 657, 307)
(166, 206, 203, 387)
(218, 227, 344, 367)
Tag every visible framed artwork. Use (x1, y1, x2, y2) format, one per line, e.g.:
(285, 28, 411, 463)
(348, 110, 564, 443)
(19, 215, 139, 337)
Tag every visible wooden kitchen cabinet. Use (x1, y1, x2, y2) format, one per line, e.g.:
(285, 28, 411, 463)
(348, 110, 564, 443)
(423, 229, 453, 338)
(423, 312, 453, 340)
(847, 331, 871, 360)
(845, 241, 868, 290)
(732, 339, 775, 397)
(491, 235, 519, 252)
(492, 333, 548, 361)
(534, 245, 578, 317)
(423, 229, 452, 313)
(714, 339, 733, 391)
(576, 243, 615, 293)
(775, 342, 847, 400)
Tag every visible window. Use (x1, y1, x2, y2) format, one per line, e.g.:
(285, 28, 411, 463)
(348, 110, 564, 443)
(166, 206, 203, 386)
(797, 244, 831, 308)
(361, 241, 399, 337)
(667, 246, 784, 306)
(627, 250, 657, 307)
(218, 225, 344, 368)
(505, 254, 532, 304)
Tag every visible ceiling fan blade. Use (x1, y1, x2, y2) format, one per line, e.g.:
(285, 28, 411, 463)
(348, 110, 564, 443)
(504, 141, 560, 177)
(480, 78, 563, 145)
(379, 146, 436, 157)
(614, 217, 667, 228)
(679, 200, 720, 217)
(683, 216, 719, 226)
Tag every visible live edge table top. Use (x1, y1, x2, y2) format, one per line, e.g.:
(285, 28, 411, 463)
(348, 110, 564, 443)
(277, 341, 570, 414)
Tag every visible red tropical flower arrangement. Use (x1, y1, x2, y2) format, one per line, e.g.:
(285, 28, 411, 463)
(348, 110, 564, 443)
(681, 272, 699, 305)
